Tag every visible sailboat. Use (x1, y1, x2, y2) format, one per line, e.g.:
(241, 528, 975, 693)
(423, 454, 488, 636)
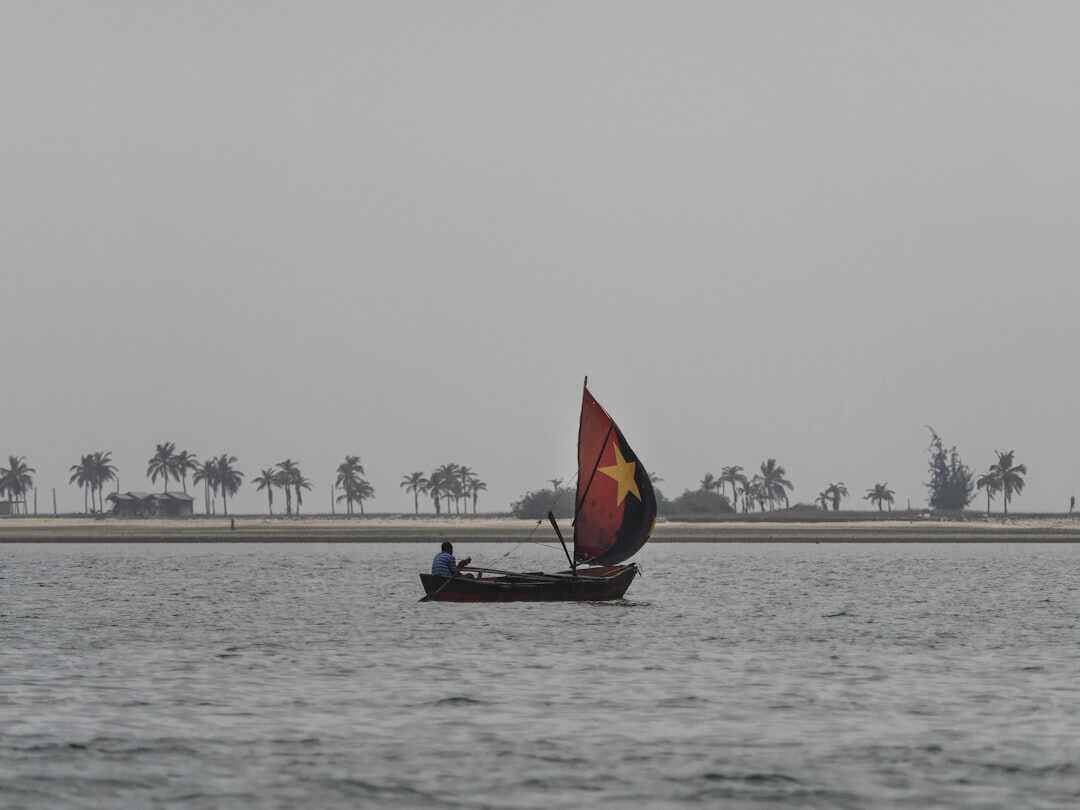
(419, 381, 657, 602)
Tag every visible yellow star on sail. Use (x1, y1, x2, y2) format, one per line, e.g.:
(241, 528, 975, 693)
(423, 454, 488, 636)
(598, 442, 640, 506)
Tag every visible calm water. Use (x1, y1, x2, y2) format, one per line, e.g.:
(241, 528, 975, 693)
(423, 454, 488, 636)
(2, 542, 1080, 809)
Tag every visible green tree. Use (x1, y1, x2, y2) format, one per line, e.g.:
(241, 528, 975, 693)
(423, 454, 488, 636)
(192, 458, 219, 515)
(335, 456, 365, 516)
(215, 454, 243, 516)
(437, 464, 461, 513)
(426, 470, 443, 515)
(292, 473, 312, 515)
(0, 456, 35, 515)
(824, 482, 848, 512)
(275, 459, 299, 516)
(720, 466, 747, 512)
(816, 490, 830, 510)
(457, 465, 475, 513)
(699, 472, 719, 494)
(147, 442, 177, 493)
(469, 479, 487, 514)
(90, 451, 118, 513)
(253, 468, 277, 515)
(864, 482, 895, 512)
(988, 450, 1027, 515)
(925, 428, 975, 510)
(69, 454, 94, 514)
(355, 479, 374, 515)
(173, 450, 199, 494)
(759, 459, 793, 510)
(975, 470, 1000, 516)
(400, 471, 429, 515)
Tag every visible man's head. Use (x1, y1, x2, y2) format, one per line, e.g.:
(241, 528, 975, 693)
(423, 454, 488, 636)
(441, 541, 453, 553)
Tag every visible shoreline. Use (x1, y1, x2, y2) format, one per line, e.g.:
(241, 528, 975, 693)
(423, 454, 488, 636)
(3, 516, 1080, 543)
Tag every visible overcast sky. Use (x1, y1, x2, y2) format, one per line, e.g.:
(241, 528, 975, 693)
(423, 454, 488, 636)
(3, 3, 1078, 513)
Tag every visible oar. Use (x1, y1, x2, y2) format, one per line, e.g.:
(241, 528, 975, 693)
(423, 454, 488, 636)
(419, 574, 458, 603)
(419, 556, 482, 602)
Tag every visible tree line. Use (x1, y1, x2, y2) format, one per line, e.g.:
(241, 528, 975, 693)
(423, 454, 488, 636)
(0, 430, 1037, 518)
(1, 444, 489, 518)
(399, 464, 487, 515)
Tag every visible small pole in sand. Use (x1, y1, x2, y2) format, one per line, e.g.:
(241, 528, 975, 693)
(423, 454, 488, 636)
(52, 488, 57, 516)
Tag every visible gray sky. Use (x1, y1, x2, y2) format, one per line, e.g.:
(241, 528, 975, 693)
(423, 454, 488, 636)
(3, 2, 1078, 513)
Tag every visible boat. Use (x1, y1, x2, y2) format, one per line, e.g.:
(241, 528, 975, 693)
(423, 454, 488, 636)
(420, 379, 657, 602)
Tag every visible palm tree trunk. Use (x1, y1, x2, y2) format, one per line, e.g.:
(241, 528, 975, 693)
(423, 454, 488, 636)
(222, 490, 228, 516)
(268, 491, 273, 515)
(1003, 491, 1008, 516)
(987, 490, 991, 516)
(414, 492, 419, 515)
(84, 485, 88, 514)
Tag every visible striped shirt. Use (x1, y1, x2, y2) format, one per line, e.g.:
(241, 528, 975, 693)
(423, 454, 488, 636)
(431, 551, 457, 577)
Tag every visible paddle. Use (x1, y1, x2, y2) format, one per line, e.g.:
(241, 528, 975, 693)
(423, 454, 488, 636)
(418, 556, 473, 603)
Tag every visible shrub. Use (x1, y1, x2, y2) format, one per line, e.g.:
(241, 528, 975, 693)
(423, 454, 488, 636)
(510, 487, 576, 519)
(925, 428, 975, 510)
(667, 488, 734, 517)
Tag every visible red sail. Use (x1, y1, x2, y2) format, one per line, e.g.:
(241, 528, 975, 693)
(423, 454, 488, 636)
(573, 386, 657, 565)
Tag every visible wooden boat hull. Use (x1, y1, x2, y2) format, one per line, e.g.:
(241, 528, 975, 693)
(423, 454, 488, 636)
(420, 563, 638, 603)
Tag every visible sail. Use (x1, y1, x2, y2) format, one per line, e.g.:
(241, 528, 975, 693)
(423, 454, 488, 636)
(573, 386, 657, 565)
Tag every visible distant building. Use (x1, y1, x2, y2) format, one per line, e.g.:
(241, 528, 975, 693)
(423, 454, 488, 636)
(107, 491, 195, 518)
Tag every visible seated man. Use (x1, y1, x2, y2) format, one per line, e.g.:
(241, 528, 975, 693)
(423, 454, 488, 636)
(431, 541, 472, 578)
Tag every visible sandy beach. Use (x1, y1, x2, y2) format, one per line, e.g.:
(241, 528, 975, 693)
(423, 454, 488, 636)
(3, 515, 1080, 542)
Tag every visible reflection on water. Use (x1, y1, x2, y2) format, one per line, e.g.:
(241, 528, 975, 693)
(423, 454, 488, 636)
(2, 542, 1080, 808)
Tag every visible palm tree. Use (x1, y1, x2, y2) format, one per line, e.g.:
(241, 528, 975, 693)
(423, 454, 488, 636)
(824, 482, 848, 512)
(468, 479, 487, 513)
(0, 456, 36, 515)
(253, 468, 277, 515)
(737, 477, 754, 513)
(699, 473, 719, 493)
(275, 460, 299, 516)
(147, 442, 177, 493)
(69, 454, 95, 514)
(192, 458, 219, 516)
(335, 456, 365, 516)
(759, 459, 793, 510)
(748, 475, 767, 512)
(355, 479, 375, 515)
(438, 464, 460, 513)
(173, 450, 199, 494)
(400, 472, 429, 515)
(864, 482, 896, 512)
(90, 451, 118, 513)
(976, 470, 1000, 516)
(816, 490, 831, 510)
(215, 454, 243, 516)
(294, 474, 312, 515)
(428, 470, 445, 515)
(720, 466, 747, 511)
(457, 466, 475, 512)
(988, 450, 1027, 515)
